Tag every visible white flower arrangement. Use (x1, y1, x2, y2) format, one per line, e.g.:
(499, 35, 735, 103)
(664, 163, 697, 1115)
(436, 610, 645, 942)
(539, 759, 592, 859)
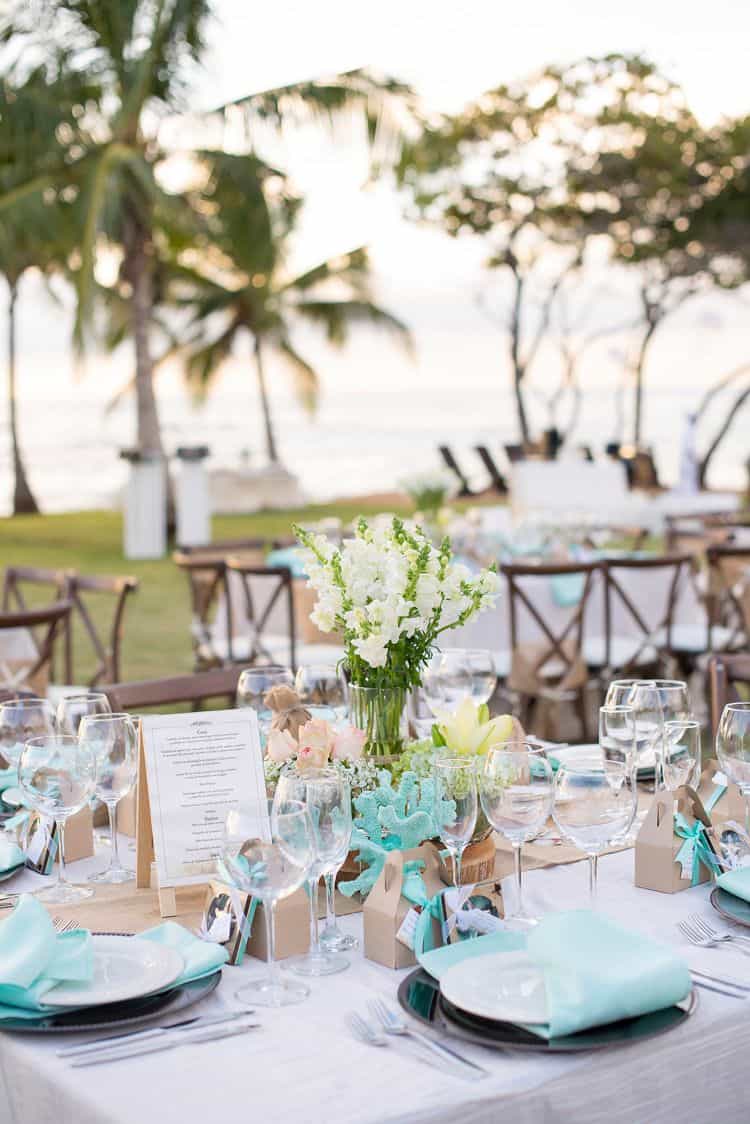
(294, 516, 500, 689)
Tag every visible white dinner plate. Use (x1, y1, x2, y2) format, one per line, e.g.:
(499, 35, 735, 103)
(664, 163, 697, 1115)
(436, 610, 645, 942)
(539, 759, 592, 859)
(43, 937, 184, 1009)
(440, 951, 548, 1025)
(1, 787, 23, 808)
(553, 744, 658, 777)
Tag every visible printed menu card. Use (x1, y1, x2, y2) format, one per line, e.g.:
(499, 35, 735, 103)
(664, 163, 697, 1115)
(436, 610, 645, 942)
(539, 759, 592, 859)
(141, 708, 268, 888)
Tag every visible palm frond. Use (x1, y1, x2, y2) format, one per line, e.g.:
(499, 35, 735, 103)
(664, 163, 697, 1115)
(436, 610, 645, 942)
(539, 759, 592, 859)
(274, 335, 319, 414)
(294, 298, 414, 355)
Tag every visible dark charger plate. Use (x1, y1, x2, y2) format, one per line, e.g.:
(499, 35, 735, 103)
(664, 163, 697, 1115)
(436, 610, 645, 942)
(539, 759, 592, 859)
(397, 969, 696, 1053)
(710, 886, 750, 929)
(0, 970, 222, 1034)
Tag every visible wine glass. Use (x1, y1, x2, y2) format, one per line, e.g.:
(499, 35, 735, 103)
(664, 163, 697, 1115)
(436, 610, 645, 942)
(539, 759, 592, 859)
(433, 757, 478, 907)
(663, 718, 701, 790)
(273, 766, 352, 976)
(18, 734, 95, 904)
(553, 759, 637, 903)
(456, 649, 497, 705)
(0, 698, 56, 769)
(237, 666, 293, 741)
(423, 650, 496, 713)
(599, 704, 637, 776)
(717, 702, 750, 836)
(295, 664, 348, 722)
(605, 679, 690, 788)
(56, 692, 112, 735)
(79, 713, 138, 884)
(478, 744, 553, 929)
(222, 801, 313, 1008)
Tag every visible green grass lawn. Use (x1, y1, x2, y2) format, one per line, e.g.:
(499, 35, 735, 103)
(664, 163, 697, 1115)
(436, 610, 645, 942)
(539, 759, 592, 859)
(0, 501, 413, 684)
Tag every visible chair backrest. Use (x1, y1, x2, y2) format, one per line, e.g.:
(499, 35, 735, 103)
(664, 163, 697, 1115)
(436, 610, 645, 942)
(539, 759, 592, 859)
(102, 667, 244, 713)
(2, 567, 70, 679)
(174, 552, 232, 669)
(225, 559, 297, 670)
(706, 545, 750, 649)
(708, 653, 750, 736)
(64, 573, 138, 686)
(502, 560, 599, 694)
(474, 446, 508, 494)
(0, 600, 72, 693)
(438, 446, 473, 496)
(602, 554, 693, 674)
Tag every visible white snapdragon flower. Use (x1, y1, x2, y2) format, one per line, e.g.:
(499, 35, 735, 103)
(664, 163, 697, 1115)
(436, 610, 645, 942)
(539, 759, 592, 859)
(415, 572, 441, 617)
(353, 633, 390, 668)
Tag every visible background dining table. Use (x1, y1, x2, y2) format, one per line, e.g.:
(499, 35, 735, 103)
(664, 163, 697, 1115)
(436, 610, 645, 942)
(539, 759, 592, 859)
(1, 846, 749, 1124)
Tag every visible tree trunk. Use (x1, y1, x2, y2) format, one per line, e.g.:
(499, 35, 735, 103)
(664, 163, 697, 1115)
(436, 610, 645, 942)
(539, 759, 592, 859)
(254, 337, 279, 464)
(698, 381, 750, 488)
(7, 282, 39, 515)
(124, 219, 163, 456)
(509, 274, 531, 444)
(632, 318, 657, 446)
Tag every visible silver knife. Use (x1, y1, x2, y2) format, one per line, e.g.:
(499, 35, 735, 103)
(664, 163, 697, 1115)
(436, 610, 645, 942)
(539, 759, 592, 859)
(70, 1020, 259, 1067)
(58, 1011, 247, 1058)
(691, 977, 747, 999)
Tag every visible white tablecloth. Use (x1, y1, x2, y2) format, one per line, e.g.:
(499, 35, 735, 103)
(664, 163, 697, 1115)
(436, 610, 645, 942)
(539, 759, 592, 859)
(2, 847, 750, 1124)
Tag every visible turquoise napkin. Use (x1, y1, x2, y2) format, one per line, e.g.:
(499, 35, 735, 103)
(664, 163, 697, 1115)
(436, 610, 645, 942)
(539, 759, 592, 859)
(266, 547, 307, 578)
(139, 920, 228, 985)
(0, 896, 93, 1018)
(550, 573, 585, 608)
(419, 910, 690, 1040)
(716, 866, 750, 902)
(0, 836, 24, 875)
(0, 766, 17, 793)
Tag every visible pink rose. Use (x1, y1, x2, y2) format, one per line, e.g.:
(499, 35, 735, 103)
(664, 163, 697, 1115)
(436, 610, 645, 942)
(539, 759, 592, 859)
(266, 728, 297, 763)
(333, 725, 366, 762)
(296, 718, 336, 757)
(296, 743, 329, 770)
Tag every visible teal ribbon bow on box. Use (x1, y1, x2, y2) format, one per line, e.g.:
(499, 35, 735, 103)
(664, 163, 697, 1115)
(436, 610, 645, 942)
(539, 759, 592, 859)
(674, 813, 722, 886)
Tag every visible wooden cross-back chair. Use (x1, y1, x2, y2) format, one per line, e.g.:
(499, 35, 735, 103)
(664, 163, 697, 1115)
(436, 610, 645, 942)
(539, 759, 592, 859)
(502, 559, 600, 739)
(102, 667, 244, 714)
(225, 558, 297, 671)
(63, 573, 138, 686)
(705, 545, 750, 653)
(2, 567, 69, 679)
(0, 601, 72, 694)
(173, 552, 234, 671)
(708, 653, 750, 737)
(601, 554, 693, 677)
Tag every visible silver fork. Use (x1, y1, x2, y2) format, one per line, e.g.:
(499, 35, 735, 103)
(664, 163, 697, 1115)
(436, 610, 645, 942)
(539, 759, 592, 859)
(678, 915, 750, 954)
(368, 998, 488, 1079)
(346, 1012, 387, 1049)
(692, 915, 750, 949)
(52, 917, 80, 934)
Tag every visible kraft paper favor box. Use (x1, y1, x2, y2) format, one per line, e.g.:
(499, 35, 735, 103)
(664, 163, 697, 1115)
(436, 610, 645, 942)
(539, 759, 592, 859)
(696, 758, 745, 829)
(635, 786, 719, 894)
(364, 844, 445, 969)
(246, 887, 310, 962)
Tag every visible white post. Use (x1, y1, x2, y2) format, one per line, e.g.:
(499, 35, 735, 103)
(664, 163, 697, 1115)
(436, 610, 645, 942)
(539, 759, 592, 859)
(120, 450, 167, 560)
(175, 446, 211, 548)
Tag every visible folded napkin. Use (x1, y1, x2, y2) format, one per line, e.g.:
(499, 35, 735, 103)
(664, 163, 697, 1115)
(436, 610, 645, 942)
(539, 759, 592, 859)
(0, 896, 93, 1018)
(420, 910, 690, 1040)
(0, 766, 17, 793)
(139, 920, 228, 985)
(550, 573, 585, 608)
(0, 835, 24, 875)
(265, 546, 307, 578)
(716, 865, 750, 902)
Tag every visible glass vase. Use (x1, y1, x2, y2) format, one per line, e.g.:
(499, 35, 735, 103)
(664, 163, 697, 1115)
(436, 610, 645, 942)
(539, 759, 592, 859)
(349, 685, 408, 760)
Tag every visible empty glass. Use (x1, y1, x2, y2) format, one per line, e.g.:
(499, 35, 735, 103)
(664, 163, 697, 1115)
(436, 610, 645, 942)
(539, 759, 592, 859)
(0, 698, 56, 769)
(479, 745, 553, 929)
(56, 692, 112, 735)
(434, 757, 478, 902)
(423, 649, 496, 713)
(79, 713, 138, 884)
(553, 761, 637, 903)
(294, 664, 348, 722)
(273, 767, 352, 976)
(222, 801, 313, 1007)
(663, 718, 701, 790)
(237, 666, 293, 741)
(599, 704, 637, 775)
(605, 679, 690, 788)
(19, 734, 95, 904)
(717, 702, 750, 835)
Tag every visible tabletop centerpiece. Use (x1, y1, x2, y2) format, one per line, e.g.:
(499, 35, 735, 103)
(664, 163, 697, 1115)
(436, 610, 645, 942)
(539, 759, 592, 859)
(296, 516, 500, 760)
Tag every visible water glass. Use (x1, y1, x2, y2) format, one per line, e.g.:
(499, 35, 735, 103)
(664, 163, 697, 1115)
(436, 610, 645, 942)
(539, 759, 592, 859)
(663, 719, 701, 790)
(56, 692, 112, 735)
(599, 704, 637, 775)
(423, 649, 496, 713)
(0, 698, 56, 768)
(18, 734, 95, 904)
(717, 702, 750, 836)
(433, 757, 478, 900)
(237, 666, 293, 740)
(222, 801, 313, 1008)
(478, 745, 553, 928)
(273, 767, 352, 976)
(295, 664, 348, 722)
(553, 761, 637, 903)
(79, 713, 138, 884)
(605, 679, 690, 787)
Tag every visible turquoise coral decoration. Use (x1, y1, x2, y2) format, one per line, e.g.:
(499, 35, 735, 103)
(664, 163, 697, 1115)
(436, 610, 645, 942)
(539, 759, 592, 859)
(338, 770, 455, 898)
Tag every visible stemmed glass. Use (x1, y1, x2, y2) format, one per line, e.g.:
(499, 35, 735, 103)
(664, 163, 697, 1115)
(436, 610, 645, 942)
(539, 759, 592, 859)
(599, 704, 637, 775)
(663, 719, 701, 790)
(605, 679, 690, 789)
(0, 698, 56, 770)
(717, 702, 750, 836)
(478, 744, 553, 929)
(553, 758, 638, 904)
(423, 650, 496, 713)
(237, 666, 293, 741)
(273, 766, 352, 976)
(433, 757, 478, 903)
(18, 734, 95, 904)
(222, 801, 313, 1008)
(79, 713, 138, 884)
(56, 692, 112, 735)
(295, 664, 348, 722)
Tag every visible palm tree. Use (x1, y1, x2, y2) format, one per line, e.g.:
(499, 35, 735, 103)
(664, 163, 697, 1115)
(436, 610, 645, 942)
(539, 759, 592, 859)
(175, 152, 412, 463)
(0, 0, 413, 460)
